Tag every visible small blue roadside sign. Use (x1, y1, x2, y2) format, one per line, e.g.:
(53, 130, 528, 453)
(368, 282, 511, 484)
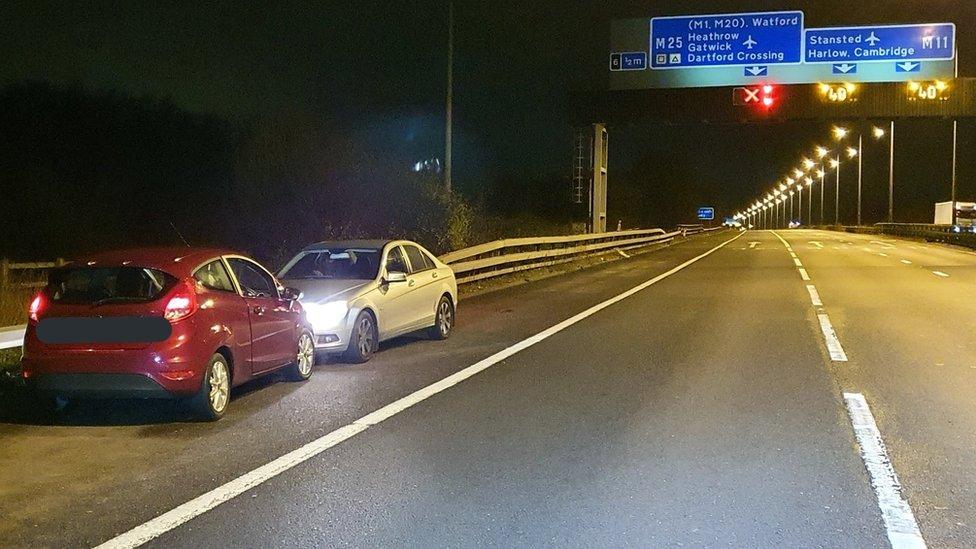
(610, 51, 647, 71)
(698, 207, 715, 221)
(805, 23, 955, 64)
(650, 11, 803, 69)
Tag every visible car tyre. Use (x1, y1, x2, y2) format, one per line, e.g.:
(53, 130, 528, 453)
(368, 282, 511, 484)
(343, 311, 377, 363)
(427, 295, 454, 340)
(189, 353, 231, 421)
(285, 331, 315, 381)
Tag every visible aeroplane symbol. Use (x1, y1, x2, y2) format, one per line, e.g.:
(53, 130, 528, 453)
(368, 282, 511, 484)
(865, 32, 881, 46)
(743, 35, 757, 49)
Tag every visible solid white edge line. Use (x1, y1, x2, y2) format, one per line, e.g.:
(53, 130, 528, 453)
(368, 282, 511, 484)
(94, 232, 745, 549)
(843, 393, 927, 549)
(817, 313, 848, 362)
(932, 271, 949, 278)
(806, 285, 823, 307)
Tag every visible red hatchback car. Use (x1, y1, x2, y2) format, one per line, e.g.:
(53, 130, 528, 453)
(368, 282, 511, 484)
(22, 247, 315, 420)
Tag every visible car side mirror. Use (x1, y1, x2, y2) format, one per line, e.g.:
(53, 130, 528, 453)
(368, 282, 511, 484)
(384, 271, 408, 284)
(281, 287, 303, 301)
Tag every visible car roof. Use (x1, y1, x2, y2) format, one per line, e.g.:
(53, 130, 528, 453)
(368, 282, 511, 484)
(65, 247, 245, 278)
(301, 239, 394, 252)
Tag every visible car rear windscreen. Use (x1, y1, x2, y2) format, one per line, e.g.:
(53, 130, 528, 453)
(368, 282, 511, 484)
(48, 267, 176, 305)
(281, 249, 380, 280)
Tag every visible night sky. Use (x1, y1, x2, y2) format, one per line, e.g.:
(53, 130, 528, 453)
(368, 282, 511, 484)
(3, 0, 975, 230)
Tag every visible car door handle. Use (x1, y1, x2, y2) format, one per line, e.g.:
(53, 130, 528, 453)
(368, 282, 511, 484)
(432, 272, 439, 278)
(408, 279, 416, 287)
(252, 305, 266, 316)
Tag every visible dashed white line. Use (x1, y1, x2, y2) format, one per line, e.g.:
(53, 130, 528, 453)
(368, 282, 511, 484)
(900, 260, 912, 265)
(817, 313, 848, 362)
(793, 257, 803, 267)
(932, 271, 949, 278)
(843, 393, 926, 549)
(806, 285, 823, 307)
(878, 253, 889, 257)
(798, 268, 811, 281)
(93, 232, 746, 549)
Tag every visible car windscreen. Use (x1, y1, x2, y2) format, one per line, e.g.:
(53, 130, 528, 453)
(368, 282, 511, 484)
(47, 267, 176, 305)
(281, 249, 380, 280)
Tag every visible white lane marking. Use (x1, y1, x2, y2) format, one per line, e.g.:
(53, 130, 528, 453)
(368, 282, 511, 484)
(878, 253, 889, 257)
(933, 271, 949, 278)
(798, 268, 811, 281)
(793, 257, 803, 267)
(818, 313, 848, 362)
(870, 240, 897, 249)
(843, 393, 927, 549)
(749, 241, 760, 249)
(901, 260, 912, 265)
(616, 249, 631, 258)
(810, 241, 824, 248)
(806, 285, 823, 307)
(94, 234, 745, 549)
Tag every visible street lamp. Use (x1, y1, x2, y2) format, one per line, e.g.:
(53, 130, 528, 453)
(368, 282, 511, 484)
(804, 177, 813, 225)
(832, 126, 849, 140)
(874, 123, 895, 222)
(816, 168, 826, 224)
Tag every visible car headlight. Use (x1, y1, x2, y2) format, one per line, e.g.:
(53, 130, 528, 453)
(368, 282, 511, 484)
(303, 301, 349, 331)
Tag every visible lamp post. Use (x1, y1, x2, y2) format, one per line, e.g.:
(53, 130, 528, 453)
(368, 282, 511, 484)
(832, 126, 849, 226)
(804, 178, 813, 226)
(876, 124, 894, 223)
(848, 143, 861, 226)
(815, 146, 829, 225)
(830, 157, 841, 225)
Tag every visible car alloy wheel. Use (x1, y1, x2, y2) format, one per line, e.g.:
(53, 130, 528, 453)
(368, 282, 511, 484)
(428, 296, 454, 340)
(438, 299, 453, 336)
(208, 358, 230, 414)
(297, 332, 314, 377)
(357, 314, 375, 358)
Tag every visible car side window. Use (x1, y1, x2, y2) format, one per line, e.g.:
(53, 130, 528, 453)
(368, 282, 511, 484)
(385, 246, 409, 274)
(403, 245, 431, 273)
(421, 249, 438, 270)
(193, 260, 236, 293)
(227, 258, 278, 298)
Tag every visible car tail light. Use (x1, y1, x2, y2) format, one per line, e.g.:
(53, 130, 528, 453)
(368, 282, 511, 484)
(28, 292, 45, 324)
(164, 280, 198, 322)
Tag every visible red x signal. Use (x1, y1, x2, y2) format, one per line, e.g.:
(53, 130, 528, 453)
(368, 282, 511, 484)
(733, 85, 777, 110)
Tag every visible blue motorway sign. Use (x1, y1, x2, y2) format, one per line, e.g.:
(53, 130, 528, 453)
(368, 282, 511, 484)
(650, 11, 803, 69)
(805, 23, 955, 64)
(610, 51, 647, 71)
(698, 207, 715, 221)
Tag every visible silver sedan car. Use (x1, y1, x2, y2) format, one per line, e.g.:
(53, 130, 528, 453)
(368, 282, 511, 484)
(278, 240, 458, 363)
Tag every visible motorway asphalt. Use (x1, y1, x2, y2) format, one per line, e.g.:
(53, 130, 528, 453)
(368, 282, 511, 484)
(2, 228, 974, 547)
(779, 229, 976, 549)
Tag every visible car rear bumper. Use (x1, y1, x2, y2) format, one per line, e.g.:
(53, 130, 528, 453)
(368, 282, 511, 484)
(31, 373, 178, 399)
